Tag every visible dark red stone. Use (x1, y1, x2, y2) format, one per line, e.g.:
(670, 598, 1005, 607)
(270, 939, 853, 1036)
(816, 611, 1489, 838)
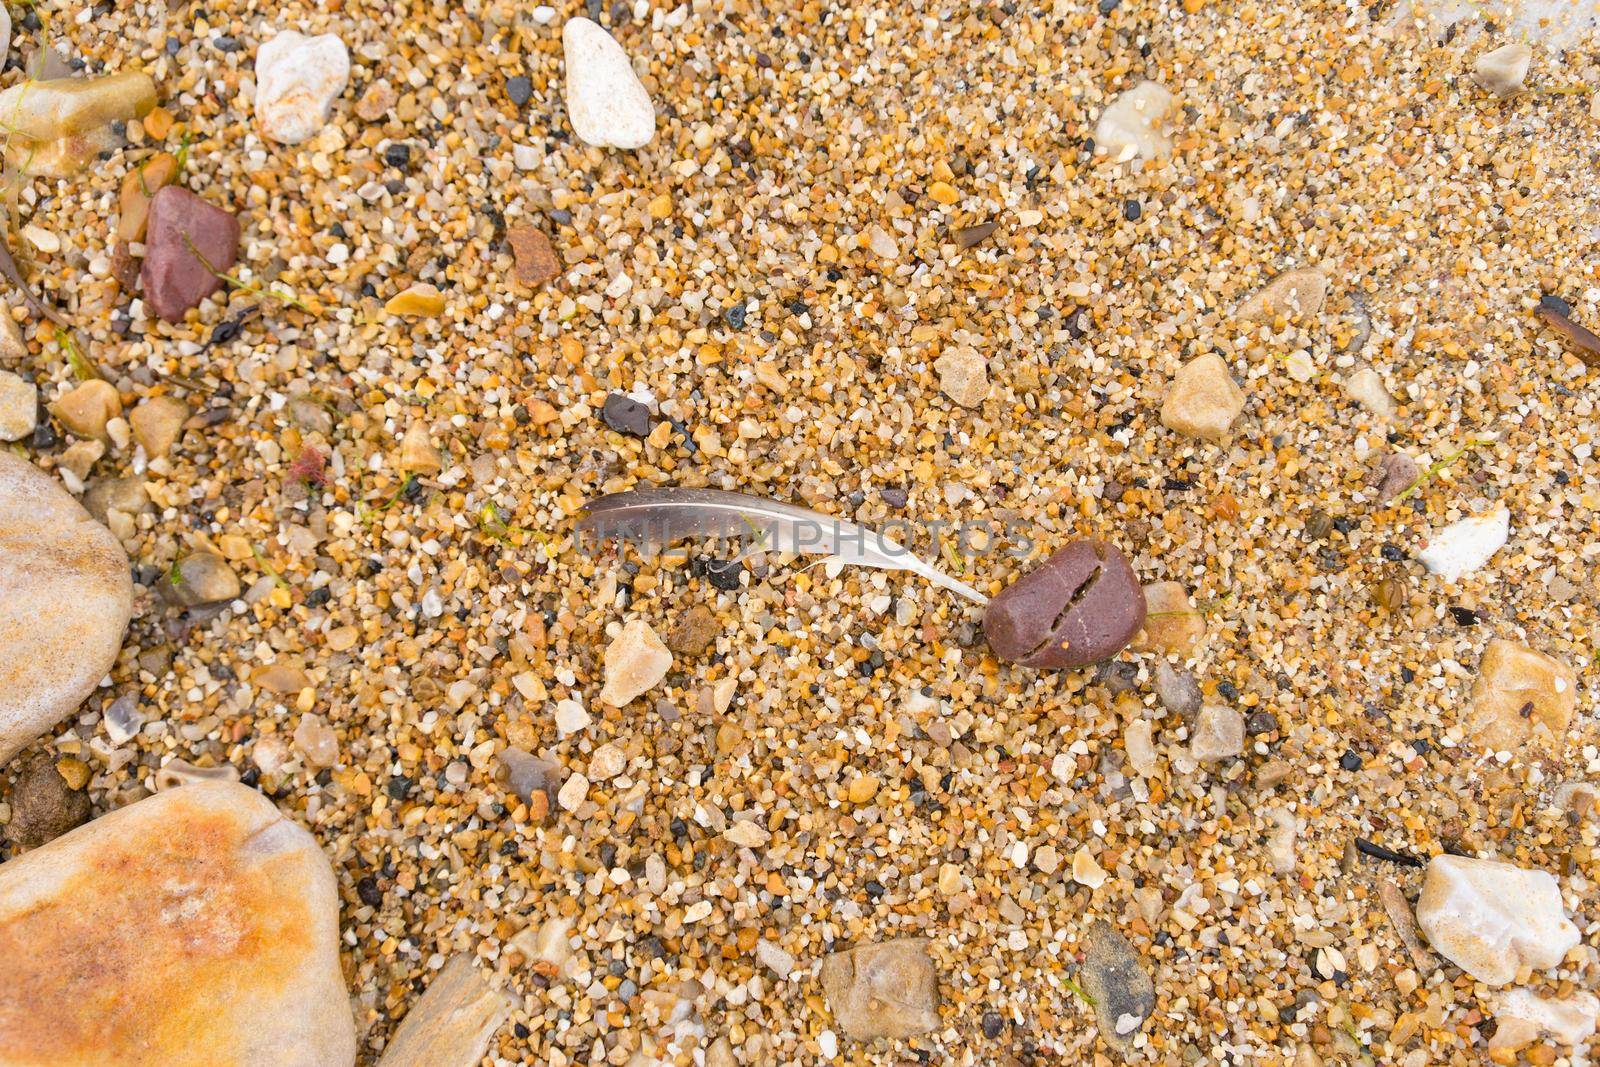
(141, 186, 240, 322)
(983, 540, 1145, 669)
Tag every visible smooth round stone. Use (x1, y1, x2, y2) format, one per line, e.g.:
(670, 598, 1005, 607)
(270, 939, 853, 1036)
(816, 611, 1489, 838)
(0, 452, 132, 765)
(983, 541, 1145, 669)
(562, 17, 656, 150)
(0, 781, 356, 1064)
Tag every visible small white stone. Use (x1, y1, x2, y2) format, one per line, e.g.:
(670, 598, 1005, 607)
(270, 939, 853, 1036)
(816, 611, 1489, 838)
(554, 698, 591, 737)
(1343, 367, 1396, 419)
(1417, 507, 1510, 583)
(1474, 42, 1532, 98)
(255, 31, 350, 145)
(723, 819, 769, 848)
(0, 371, 37, 442)
(934, 346, 989, 407)
(557, 772, 589, 812)
(531, 5, 558, 24)
(1124, 719, 1157, 776)
(1072, 846, 1107, 889)
(755, 939, 796, 980)
(562, 18, 656, 150)
(587, 742, 626, 780)
(1094, 80, 1174, 162)
(597, 620, 672, 707)
(1190, 704, 1244, 762)
(1414, 854, 1579, 986)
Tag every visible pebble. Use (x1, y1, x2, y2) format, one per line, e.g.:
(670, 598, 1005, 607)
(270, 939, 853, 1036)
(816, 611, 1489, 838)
(1160, 353, 1245, 442)
(818, 939, 940, 1040)
(1132, 581, 1204, 655)
(354, 79, 396, 122)
(983, 540, 1145, 669)
(1094, 80, 1173, 162)
(142, 187, 241, 322)
(665, 604, 719, 656)
(1153, 661, 1202, 718)
(1124, 718, 1157, 776)
(557, 772, 589, 812)
(587, 742, 626, 780)
(385, 283, 446, 318)
(254, 30, 351, 144)
(1465, 638, 1574, 753)
(1416, 506, 1509, 582)
(933, 345, 989, 407)
(1473, 42, 1532, 98)
(597, 620, 672, 707)
(128, 396, 188, 457)
(165, 552, 241, 607)
(1072, 846, 1108, 889)
(1342, 366, 1396, 419)
(1266, 806, 1297, 875)
(0, 453, 131, 766)
(1235, 267, 1329, 322)
(508, 225, 561, 287)
(601, 392, 652, 437)
(553, 698, 591, 737)
(1189, 704, 1244, 762)
(1414, 854, 1579, 986)
(1080, 920, 1155, 1050)
(6, 752, 91, 851)
(0, 371, 36, 442)
(0, 781, 355, 1061)
(294, 713, 340, 768)
(1368, 451, 1419, 502)
(50, 379, 121, 442)
(755, 939, 796, 980)
(562, 18, 656, 150)
(374, 954, 512, 1067)
(1491, 989, 1598, 1049)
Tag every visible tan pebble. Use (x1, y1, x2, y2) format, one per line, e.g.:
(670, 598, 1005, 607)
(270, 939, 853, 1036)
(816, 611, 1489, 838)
(1133, 581, 1205, 655)
(1466, 639, 1574, 754)
(51, 380, 121, 442)
(597, 620, 672, 707)
(847, 774, 880, 804)
(1160, 354, 1244, 442)
(128, 396, 188, 457)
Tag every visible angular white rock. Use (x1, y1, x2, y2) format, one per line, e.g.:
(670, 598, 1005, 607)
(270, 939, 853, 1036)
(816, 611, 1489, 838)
(1417, 507, 1509, 582)
(1190, 704, 1244, 762)
(598, 620, 672, 707)
(1493, 989, 1598, 1048)
(562, 18, 656, 150)
(1343, 367, 1396, 419)
(255, 31, 351, 145)
(1094, 80, 1174, 162)
(1474, 42, 1532, 98)
(1415, 855, 1579, 986)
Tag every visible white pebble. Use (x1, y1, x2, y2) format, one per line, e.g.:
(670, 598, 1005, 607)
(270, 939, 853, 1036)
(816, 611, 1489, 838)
(562, 18, 656, 150)
(1417, 507, 1510, 583)
(255, 30, 350, 145)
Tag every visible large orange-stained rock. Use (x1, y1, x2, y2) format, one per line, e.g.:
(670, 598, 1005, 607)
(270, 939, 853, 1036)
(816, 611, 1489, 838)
(0, 781, 356, 1066)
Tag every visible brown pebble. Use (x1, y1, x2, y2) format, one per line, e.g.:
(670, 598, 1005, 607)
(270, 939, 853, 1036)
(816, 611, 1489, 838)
(983, 541, 1145, 669)
(508, 225, 560, 287)
(7, 752, 91, 851)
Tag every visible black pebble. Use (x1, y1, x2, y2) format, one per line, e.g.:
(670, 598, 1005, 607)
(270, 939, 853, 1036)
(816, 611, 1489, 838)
(1448, 606, 1479, 626)
(506, 75, 533, 107)
(306, 586, 332, 608)
(1245, 710, 1279, 736)
(865, 880, 886, 899)
(1540, 293, 1572, 316)
(386, 775, 412, 801)
(982, 1012, 1004, 1038)
(1380, 543, 1405, 562)
(1216, 680, 1240, 701)
(724, 302, 747, 330)
(1339, 750, 1364, 772)
(356, 876, 384, 906)
(1123, 199, 1142, 221)
(384, 142, 412, 169)
(705, 559, 742, 591)
(601, 392, 652, 437)
(214, 34, 241, 52)
(881, 487, 908, 508)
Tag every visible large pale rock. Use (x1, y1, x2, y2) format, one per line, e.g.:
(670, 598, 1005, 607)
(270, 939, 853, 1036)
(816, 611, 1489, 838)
(1161, 354, 1244, 442)
(1415, 855, 1579, 986)
(375, 954, 512, 1067)
(1491, 989, 1598, 1049)
(598, 620, 672, 707)
(255, 31, 350, 145)
(0, 453, 131, 766)
(1094, 81, 1173, 162)
(0, 781, 356, 1065)
(1465, 638, 1574, 752)
(0, 372, 35, 442)
(1190, 704, 1244, 762)
(820, 938, 940, 1041)
(1417, 506, 1509, 582)
(562, 18, 656, 150)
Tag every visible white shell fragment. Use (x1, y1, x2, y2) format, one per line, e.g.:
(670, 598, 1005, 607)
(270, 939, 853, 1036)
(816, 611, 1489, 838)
(255, 31, 351, 145)
(1416, 506, 1509, 582)
(1473, 42, 1532, 98)
(1093, 80, 1174, 162)
(562, 18, 656, 150)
